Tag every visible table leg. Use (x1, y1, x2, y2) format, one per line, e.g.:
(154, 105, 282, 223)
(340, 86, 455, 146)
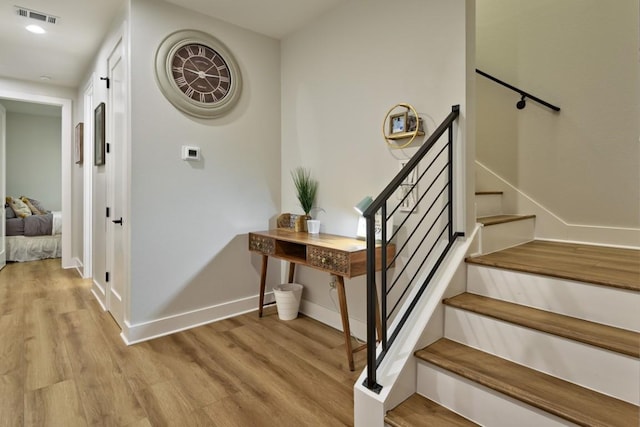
(288, 262, 296, 283)
(258, 255, 268, 317)
(336, 275, 355, 371)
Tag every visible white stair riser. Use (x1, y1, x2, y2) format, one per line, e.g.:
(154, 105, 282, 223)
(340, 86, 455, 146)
(444, 307, 639, 404)
(476, 194, 503, 217)
(416, 362, 578, 427)
(478, 218, 534, 254)
(467, 265, 640, 332)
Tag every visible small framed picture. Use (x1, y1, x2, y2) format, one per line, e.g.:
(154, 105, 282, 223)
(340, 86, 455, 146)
(407, 114, 424, 133)
(389, 112, 407, 134)
(94, 102, 106, 166)
(74, 122, 84, 164)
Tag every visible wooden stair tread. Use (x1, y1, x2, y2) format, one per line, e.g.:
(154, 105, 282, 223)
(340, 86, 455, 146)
(477, 214, 535, 226)
(385, 394, 478, 427)
(415, 339, 640, 427)
(466, 240, 640, 291)
(444, 293, 640, 357)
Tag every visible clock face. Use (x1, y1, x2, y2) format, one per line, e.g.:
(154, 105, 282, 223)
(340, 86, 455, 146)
(171, 43, 232, 104)
(155, 30, 242, 118)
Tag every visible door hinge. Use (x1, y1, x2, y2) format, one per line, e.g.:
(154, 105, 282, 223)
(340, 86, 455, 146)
(106, 207, 110, 218)
(100, 76, 110, 89)
(105, 272, 110, 282)
(106, 143, 110, 153)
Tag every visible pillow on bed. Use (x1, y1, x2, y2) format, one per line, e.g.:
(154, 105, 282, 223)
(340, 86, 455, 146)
(6, 196, 32, 218)
(20, 197, 44, 215)
(5, 204, 16, 219)
(21, 197, 49, 214)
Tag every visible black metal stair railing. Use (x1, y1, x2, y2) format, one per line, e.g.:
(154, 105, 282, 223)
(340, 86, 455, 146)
(362, 105, 464, 393)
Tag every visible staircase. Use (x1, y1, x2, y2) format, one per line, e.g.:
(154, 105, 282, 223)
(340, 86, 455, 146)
(384, 193, 640, 426)
(475, 191, 536, 255)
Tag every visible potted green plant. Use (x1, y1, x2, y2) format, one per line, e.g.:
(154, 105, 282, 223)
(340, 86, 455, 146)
(291, 167, 318, 231)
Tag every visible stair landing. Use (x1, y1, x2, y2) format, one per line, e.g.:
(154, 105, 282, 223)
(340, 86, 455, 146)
(466, 240, 640, 291)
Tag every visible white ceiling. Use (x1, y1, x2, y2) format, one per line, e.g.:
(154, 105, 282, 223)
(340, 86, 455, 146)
(0, 0, 344, 89)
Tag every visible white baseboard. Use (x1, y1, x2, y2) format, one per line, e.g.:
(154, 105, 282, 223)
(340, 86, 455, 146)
(476, 161, 640, 248)
(72, 257, 83, 277)
(91, 279, 107, 311)
(299, 299, 367, 342)
(121, 291, 276, 345)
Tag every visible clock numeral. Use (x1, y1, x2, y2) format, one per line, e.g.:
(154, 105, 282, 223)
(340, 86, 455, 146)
(172, 66, 183, 74)
(218, 76, 230, 83)
(219, 86, 228, 95)
(197, 46, 206, 57)
(199, 92, 206, 103)
(184, 87, 196, 98)
(186, 46, 195, 56)
(175, 76, 188, 87)
(216, 64, 228, 72)
(175, 50, 188, 61)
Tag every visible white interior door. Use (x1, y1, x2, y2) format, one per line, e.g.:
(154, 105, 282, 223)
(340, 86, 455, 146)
(0, 103, 6, 271)
(106, 39, 127, 327)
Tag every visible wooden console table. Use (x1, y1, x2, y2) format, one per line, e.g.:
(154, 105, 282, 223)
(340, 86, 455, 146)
(248, 229, 395, 370)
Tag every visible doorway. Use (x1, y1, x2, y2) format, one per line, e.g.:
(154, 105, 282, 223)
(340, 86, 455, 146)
(0, 90, 73, 269)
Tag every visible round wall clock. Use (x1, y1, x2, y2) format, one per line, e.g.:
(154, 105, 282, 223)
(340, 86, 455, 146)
(154, 29, 242, 118)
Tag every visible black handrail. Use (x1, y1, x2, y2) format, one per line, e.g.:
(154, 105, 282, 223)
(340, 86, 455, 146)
(362, 105, 464, 392)
(476, 69, 560, 112)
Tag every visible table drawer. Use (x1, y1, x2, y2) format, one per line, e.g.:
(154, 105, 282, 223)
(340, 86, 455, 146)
(307, 246, 349, 275)
(249, 234, 275, 255)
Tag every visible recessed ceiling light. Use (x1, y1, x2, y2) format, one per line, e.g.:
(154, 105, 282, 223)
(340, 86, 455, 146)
(26, 24, 45, 34)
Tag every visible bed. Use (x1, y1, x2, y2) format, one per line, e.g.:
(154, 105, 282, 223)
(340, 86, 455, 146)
(4, 196, 62, 262)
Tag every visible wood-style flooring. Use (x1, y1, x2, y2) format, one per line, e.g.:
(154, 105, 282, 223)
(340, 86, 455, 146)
(0, 259, 365, 426)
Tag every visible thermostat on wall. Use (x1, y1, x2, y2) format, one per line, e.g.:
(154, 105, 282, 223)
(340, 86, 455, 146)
(181, 145, 200, 161)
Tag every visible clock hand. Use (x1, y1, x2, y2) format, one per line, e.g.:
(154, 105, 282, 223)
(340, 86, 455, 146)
(183, 67, 220, 79)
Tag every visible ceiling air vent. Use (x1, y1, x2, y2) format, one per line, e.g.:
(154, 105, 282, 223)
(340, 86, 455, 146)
(15, 6, 59, 25)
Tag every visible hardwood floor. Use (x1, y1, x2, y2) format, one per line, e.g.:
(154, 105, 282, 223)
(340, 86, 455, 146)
(0, 259, 365, 426)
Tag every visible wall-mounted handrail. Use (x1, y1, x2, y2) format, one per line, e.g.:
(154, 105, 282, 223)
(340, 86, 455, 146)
(476, 69, 561, 112)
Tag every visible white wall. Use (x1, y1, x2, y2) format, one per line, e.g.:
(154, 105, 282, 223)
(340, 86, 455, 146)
(281, 0, 472, 334)
(476, 0, 640, 231)
(5, 112, 61, 210)
(126, 0, 281, 330)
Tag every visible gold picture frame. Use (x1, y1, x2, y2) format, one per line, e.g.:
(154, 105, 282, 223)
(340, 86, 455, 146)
(389, 112, 407, 134)
(74, 122, 84, 164)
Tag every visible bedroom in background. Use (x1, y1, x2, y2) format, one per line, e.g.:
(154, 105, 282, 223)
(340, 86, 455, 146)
(1, 99, 63, 262)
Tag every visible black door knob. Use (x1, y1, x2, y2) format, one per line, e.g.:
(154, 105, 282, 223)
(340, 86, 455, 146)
(112, 217, 123, 225)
